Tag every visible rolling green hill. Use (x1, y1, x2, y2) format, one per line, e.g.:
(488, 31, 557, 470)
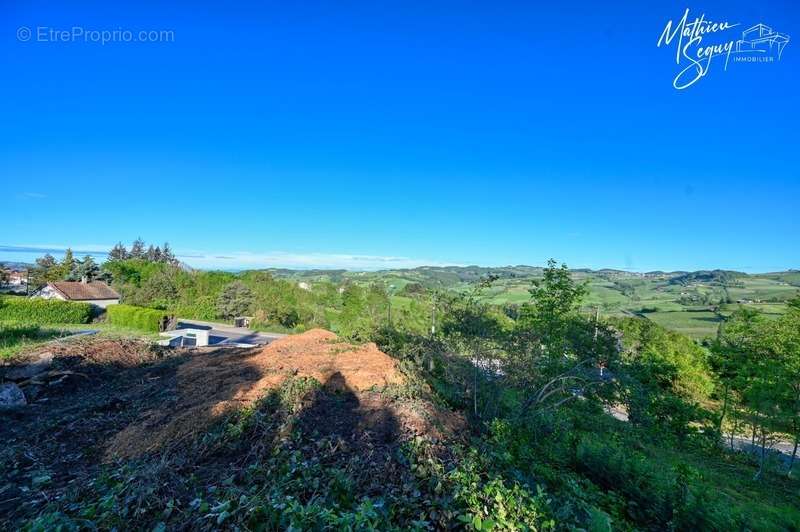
(266, 266, 800, 340)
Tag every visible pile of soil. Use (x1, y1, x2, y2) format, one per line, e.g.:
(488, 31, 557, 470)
(108, 329, 439, 458)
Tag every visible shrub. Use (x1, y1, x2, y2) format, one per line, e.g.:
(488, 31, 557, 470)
(107, 304, 171, 332)
(0, 296, 92, 324)
(576, 435, 676, 524)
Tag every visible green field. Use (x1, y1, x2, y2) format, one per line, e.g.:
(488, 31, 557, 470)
(271, 266, 800, 340)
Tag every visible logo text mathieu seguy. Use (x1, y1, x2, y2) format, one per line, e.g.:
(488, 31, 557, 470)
(657, 8, 790, 90)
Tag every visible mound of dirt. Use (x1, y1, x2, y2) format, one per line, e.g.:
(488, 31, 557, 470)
(107, 329, 420, 458)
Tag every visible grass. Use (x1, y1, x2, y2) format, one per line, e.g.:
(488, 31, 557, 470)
(643, 311, 722, 339)
(0, 321, 161, 360)
(651, 444, 800, 530)
(0, 322, 69, 359)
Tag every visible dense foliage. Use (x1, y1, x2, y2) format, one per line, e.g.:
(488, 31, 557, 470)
(101, 259, 396, 336)
(711, 302, 800, 477)
(106, 304, 171, 332)
(0, 296, 92, 324)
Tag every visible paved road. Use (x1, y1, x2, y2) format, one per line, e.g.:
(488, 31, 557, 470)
(607, 405, 797, 468)
(725, 434, 798, 467)
(175, 319, 286, 346)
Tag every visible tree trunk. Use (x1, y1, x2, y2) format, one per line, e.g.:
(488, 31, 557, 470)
(755, 426, 767, 480)
(717, 383, 729, 438)
(473, 352, 479, 419)
(788, 424, 799, 477)
(729, 414, 738, 451)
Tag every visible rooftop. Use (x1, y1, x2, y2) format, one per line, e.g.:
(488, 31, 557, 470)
(49, 281, 120, 301)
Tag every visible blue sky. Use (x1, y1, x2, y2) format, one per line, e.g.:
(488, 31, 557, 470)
(1, 0, 798, 272)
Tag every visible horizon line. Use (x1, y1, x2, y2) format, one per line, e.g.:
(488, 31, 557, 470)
(0, 244, 796, 275)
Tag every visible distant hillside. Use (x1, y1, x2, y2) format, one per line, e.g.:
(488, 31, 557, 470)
(0, 261, 34, 270)
(667, 270, 747, 286)
(264, 265, 799, 340)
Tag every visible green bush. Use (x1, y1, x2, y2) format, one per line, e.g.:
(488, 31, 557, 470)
(0, 296, 92, 324)
(576, 435, 676, 524)
(107, 304, 171, 332)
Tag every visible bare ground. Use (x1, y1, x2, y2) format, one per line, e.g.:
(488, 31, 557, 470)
(0, 330, 465, 525)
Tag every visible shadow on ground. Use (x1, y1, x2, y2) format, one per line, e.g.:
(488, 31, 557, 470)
(1, 334, 461, 528)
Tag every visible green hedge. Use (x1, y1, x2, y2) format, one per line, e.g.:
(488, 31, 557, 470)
(107, 304, 171, 332)
(0, 296, 92, 324)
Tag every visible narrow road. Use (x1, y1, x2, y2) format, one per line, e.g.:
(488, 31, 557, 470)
(725, 434, 798, 467)
(175, 319, 287, 346)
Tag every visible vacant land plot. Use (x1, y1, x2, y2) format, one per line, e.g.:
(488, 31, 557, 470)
(0, 331, 465, 528)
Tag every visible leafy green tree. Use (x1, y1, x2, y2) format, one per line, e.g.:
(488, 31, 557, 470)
(127, 269, 179, 309)
(518, 259, 587, 350)
(715, 307, 787, 478)
(338, 284, 370, 339)
(509, 262, 619, 417)
(29, 253, 59, 289)
(216, 281, 254, 320)
(365, 283, 390, 324)
(440, 276, 506, 418)
(615, 317, 712, 440)
(761, 299, 800, 475)
(709, 309, 760, 446)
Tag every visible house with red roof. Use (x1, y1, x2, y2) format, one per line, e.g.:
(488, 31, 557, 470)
(33, 281, 120, 309)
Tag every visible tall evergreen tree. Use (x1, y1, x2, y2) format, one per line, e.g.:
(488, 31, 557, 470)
(61, 248, 76, 280)
(76, 255, 100, 282)
(109, 242, 128, 261)
(162, 242, 176, 264)
(130, 238, 146, 259)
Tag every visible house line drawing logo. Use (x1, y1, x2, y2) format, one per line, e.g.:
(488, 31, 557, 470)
(733, 23, 790, 62)
(657, 9, 790, 90)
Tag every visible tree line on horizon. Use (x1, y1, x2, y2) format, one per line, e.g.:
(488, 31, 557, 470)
(107, 238, 178, 264)
(24, 239, 178, 290)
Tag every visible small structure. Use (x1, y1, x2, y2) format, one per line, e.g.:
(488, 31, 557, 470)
(159, 328, 210, 347)
(33, 281, 120, 309)
(233, 316, 253, 328)
(6, 270, 26, 286)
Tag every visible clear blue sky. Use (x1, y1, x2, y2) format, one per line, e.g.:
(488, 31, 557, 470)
(1, 0, 798, 272)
